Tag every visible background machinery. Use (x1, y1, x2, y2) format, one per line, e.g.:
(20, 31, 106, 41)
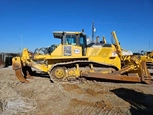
(134, 50, 153, 69)
(12, 30, 152, 84)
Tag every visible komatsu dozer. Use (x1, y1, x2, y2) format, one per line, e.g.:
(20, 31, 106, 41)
(12, 30, 152, 84)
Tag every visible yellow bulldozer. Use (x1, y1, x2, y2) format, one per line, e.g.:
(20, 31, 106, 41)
(134, 50, 153, 69)
(12, 30, 152, 84)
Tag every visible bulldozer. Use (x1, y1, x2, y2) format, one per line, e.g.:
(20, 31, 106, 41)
(12, 30, 152, 84)
(134, 50, 153, 69)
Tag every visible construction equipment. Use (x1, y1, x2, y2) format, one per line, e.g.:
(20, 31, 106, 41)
(12, 30, 152, 84)
(134, 51, 153, 69)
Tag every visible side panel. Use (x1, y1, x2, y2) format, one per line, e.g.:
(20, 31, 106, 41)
(50, 44, 83, 57)
(88, 56, 121, 70)
(87, 47, 121, 69)
(51, 44, 63, 56)
(71, 45, 82, 57)
(46, 44, 85, 69)
(63, 45, 82, 57)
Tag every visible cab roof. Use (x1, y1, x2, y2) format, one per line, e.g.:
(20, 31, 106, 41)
(53, 31, 85, 39)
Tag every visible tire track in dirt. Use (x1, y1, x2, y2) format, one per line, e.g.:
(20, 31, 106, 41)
(60, 82, 153, 115)
(60, 83, 123, 115)
(63, 98, 106, 115)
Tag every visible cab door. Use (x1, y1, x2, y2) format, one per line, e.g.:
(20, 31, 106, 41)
(63, 34, 83, 57)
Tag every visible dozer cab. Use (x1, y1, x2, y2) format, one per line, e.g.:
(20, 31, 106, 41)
(12, 30, 152, 84)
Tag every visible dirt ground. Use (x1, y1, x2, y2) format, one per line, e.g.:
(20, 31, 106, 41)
(0, 67, 153, 115)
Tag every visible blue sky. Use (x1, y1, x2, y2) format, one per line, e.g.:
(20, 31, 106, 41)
(0, 0, 153, 53)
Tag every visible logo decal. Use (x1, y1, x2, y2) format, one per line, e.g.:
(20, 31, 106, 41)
(74, 49, 80, 54)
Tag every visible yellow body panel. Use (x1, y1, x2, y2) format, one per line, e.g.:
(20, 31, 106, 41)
(45, 44, 120, 70)
(51, 44, 62, 56)
(51, 44, 83, 57)
(86, 45, 121, 69)
(70, 45, 82, 57)
(16, 40, 121, 72)
(89, 56, 120, 69)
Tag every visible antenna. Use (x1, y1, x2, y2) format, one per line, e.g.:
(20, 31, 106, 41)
(149, 41, 150, 51)
(92, 21, 94, 43)
(20, 34, 22, 56)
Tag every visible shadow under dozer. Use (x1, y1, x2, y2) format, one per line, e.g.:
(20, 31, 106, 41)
(110, 88, 153, 115)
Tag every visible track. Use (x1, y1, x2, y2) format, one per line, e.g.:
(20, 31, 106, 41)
(49, 60, 117, 83)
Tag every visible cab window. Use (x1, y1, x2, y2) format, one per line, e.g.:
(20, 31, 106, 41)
(65, 35, 76, 45)
(79, 35, 86, 46)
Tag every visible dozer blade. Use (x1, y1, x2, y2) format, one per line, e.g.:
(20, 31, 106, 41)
(81, 72, 141, 83)
(140, 60, 152, 84)
(81, 61, 152, 84)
